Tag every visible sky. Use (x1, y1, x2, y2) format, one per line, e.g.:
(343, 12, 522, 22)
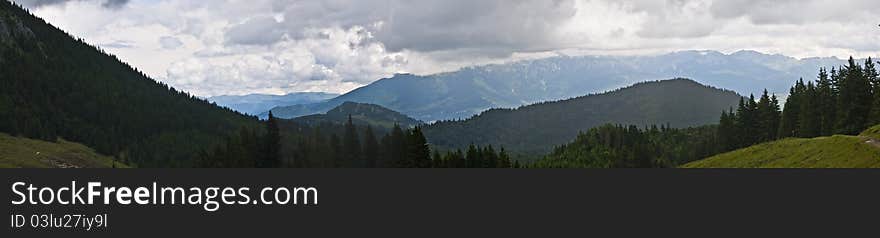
(12, 0, 880, 97)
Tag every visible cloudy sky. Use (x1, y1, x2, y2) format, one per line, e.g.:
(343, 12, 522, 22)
(13, 0, 880, 96)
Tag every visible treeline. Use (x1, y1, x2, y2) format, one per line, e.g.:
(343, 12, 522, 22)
(423, 78, 741, 157)
(720, 57, 880, 152)
(197, 113, 514, 168)
(0, 2, 258, 167)
(431, 145, 516, 168)
(717, 91, 781, 150)
(539, 57, 880, 168)
(535, 124, 720, 168)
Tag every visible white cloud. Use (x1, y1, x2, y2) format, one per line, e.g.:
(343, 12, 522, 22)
(159, 36, 183, 49)
(15, 0, 880, 97)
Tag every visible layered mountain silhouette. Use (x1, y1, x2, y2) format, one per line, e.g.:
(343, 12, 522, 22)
(270, 50, 844, 122)
(422, 79, 742, 156)
(291, 102, 421, 129)
(209, 92, 338, 116)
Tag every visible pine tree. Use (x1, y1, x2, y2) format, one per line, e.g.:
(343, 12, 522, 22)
(498, 147, 512, 168)
(865, 58, 880, 125)
(407, 127, 431, 168)
(342, 115, 361, 167)
(388, 124, 408, 167)
(329, 134, 342, 168)
(259, 111, 281, 168)
(779, 79, 805, 138)
(756, 90, 781, 142)
(362, 125, 379, 168)
(816, 68, 838, 136)
(466, 145, 480, 168)
(798, 82, 820, 137)
(718, 109, 736, 151)
(836, 57, 872, 134)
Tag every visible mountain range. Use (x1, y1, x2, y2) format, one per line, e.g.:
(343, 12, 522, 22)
(208, 92, 338, 116)
(422, 78, 742, 156)
(270, 50, 846, 122)
(291, 102, 421, 130)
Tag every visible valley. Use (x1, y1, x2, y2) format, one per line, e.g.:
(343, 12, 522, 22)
(2, 1, 878, 168)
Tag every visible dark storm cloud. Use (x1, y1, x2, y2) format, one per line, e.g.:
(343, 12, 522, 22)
(225, 16, 287, 45)
(14, 0, 129, 9)
(223, 0, 578, 56)
(709, 0, 880, 25)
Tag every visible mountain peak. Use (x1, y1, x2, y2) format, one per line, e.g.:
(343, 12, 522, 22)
(292, 102, 422, 129)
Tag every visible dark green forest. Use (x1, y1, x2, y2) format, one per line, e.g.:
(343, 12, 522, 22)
(535, 124, 720, 168)
(538, 57, 880, 168)
(0, 2, 259, 167)
(196, 113, 513, 168)
(3, 1, 879, 169)
(423, 78, 742, 157)
(720, 57, 879, 149)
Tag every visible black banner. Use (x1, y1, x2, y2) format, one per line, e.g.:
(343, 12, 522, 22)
(2, 169, 878, 236)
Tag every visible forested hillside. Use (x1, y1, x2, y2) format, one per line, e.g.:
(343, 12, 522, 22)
(292, 102, 422, 130)
(0, 2, 259, 167)
(541, 57, 880, 168)
(534, 124, 720, 168)
(196, 113, 513, 168)
(423, 79, 742, 156)
(270, 50, 843, 122)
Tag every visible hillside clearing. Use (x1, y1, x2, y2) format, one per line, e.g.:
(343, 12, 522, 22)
(0, 133, 126, 168)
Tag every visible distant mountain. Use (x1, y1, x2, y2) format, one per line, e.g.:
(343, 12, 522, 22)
(209, 92, 338, 116)
(291, 102, 421, 129)
(0, 2, 258, 167)
(270, 50, 845, 122)
(422, 79, 743, 156)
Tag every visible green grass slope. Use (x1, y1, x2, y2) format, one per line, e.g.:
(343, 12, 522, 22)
(683, 130, 880, 168)
(0, 133, 126, 168)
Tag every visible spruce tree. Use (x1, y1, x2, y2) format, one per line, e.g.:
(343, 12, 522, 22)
(756, 90, 780, 142)
(836, 57, 872, 134)
(498, 147, 512, 168)
(865, 58, 880, 125)
(389, 124, 408, 167)
(406, 127, 431, 168)
(362, 125, 379, 168)
(816, 68, 838, 136)
(342, 115, 361, 167)
(329, 134, 342, 168)
(718, 109, 736, 151)
(798, 82, 820, 137)
(260, 111, 281, 168)
(779, 79, 805, 138)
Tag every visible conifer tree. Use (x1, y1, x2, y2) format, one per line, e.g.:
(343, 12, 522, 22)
(407, 127, 431, 168)
(362, 125, 379, 168)
(864, 58, 880, 125)
(836, 57, 872, 134)
(779, 79, 805, 138)
(342, 115, 361, 167)
(756, 90, 781, 141)
(498, 147, 512, 168)
(259, 111, 281, 168)
(798, 82, 820, 138)
(388, 124, 408, 167)
(329, 134, 342, 167)
(816, 68, 838, 135)
(718, 109, 737, 151)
